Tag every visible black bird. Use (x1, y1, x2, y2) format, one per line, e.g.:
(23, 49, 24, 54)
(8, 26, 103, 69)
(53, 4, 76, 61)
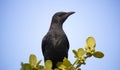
(42, 11, 75, 69)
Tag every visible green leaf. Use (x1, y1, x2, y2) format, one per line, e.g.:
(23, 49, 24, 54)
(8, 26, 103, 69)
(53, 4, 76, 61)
(86, 36, 96, 48)
(36, 60, 42, 67)
(63, 58, 72, 67)
(72, 50, 78, 58)
(78, 48, 85, 57)
(36, 65, 44, 69)
(36, 60, 43, 69)
(57, 62, 63, 68)
(58, 58, 72, 70)
(29, 54, 37, 67)
(58, 64, 66, 70)
(93, 51, 104, 58)
(21, 63, 32, 70)
(45, 60, 52, 70)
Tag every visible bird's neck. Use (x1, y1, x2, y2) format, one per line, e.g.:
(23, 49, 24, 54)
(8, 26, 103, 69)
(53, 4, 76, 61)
(49, 22, 63, 31)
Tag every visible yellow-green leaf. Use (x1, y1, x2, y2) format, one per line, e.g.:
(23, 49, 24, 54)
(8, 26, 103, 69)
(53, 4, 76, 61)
(78, 48, 85, 57)
(45, 60, 52, 70)
(58, 58, 72, 70)
(63, 58, 72, 67)
(72, 50, 78, 58)
(57, 62, 63, 68)
(29, 54, 37, 67)
(93, 51, 104, 58)
(36, 65, 44, 69)
(86, 36, 96, 48)
(21, 63, 32, 70)
(36, 60, 42, 68)
(58, 64, 66, 70)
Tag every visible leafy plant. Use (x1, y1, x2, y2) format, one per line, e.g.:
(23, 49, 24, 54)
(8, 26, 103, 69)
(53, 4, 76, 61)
(21, 36, 104, 70)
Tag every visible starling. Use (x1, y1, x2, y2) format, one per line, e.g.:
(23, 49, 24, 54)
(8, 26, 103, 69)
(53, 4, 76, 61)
(42, 11, 75, 69)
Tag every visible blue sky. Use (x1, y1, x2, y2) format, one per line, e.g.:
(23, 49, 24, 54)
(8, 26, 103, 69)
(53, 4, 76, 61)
(0, 0, 120, 70)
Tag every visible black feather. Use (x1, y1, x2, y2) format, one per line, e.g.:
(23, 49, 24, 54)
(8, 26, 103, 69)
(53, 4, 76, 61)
(41, 11, 75, 69)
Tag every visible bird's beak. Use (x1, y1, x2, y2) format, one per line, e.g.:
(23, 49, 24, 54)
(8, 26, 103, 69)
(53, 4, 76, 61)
(61, 12, 75, 23)
(64, 12, 75, 18)
(67, 12, 75, 16)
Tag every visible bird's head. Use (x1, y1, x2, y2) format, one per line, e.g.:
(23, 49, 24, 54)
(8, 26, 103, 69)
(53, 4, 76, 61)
(52, 11, 75, 25)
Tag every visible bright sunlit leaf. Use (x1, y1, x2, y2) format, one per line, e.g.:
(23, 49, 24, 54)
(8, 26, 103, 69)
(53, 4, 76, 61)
(58, 58, 72, 70)
(63, 57, 72, 67)
(21, 63, 32, 70)
(58, 64, 66, 70)
(78, 48, 85, 57)
(72, 50, 78, 58)
(36, 60, 42, 68)
(29, 54, 37, 67)
(86, 36, 96, 48)
(45, 60, 52, 70)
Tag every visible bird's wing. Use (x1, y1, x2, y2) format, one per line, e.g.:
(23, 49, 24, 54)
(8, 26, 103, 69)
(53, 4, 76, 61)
(59, 35, 69, 48)
(42, 33, 53, 56)
(42, 34, 47, 56)
(42, 33, 69, 57)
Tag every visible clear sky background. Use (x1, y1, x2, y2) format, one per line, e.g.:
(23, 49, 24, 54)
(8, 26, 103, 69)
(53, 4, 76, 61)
(0, 0, 120, 70)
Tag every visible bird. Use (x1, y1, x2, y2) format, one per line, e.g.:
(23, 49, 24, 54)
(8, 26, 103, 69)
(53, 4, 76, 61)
(41, 11, 75, 69)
